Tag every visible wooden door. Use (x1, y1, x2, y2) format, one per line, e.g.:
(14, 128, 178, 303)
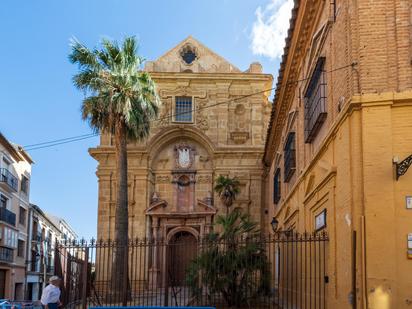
(168, 231, 197, 286)
(0, 270, 6, 298)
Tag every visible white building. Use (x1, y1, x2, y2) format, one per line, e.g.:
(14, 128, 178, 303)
(45, 214, 77, 243)
(0, 132, 33, 300)
(25, 204, 61, 301)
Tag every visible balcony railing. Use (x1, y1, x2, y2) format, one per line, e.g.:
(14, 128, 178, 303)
(47, 265, 54, 274)
(304, 57, 327, 143)
(0, 247, 13, 263)
(34, 233, 42, 242)
(0, 207, 16, 226)
(0, 168, 18, 192)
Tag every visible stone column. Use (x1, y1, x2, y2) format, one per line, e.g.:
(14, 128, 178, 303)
(148, 217, 161, 287)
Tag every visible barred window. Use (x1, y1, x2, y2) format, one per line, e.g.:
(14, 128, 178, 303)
(17, 240, 25, 257)
(304, 57, 327, 143)
(273, 168, 281, 204)
(19, 207, 26, 226)
(175, 96, 193, 122)
(21, 176, 29, 194)
(284, 132, 296, 182)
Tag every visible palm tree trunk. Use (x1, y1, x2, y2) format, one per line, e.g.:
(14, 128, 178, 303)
(112, 122, 129, 304)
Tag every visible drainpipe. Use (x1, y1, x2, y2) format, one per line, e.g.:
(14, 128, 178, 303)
(24, 207, 33, 300)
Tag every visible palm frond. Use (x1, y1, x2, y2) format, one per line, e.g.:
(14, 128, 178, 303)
(69, 38, 102, 71)
(69, 36, 160, 139)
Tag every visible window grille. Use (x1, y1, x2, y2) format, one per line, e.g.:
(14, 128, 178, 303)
(284, 132, 296, 182)
(0, 195, 7, 209)
(21, 176, 29, 194)
(273, 168, 281, 204)
(175, 96, 193, 122)
(19, 207, 26, 226)
(304, 57, 327, 143)
(17, 240, 25, 257)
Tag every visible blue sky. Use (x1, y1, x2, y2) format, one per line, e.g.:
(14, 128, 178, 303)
(0, 0, 291, 239)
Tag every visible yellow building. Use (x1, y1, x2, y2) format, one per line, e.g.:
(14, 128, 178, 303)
(90, 36, 273, 283)
(264, 0, 412, 308)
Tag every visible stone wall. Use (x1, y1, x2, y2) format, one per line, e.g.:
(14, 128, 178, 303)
(90, 37, 273, 242)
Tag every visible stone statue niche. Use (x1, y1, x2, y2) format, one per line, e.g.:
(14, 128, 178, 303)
(171, 143, 197, 212)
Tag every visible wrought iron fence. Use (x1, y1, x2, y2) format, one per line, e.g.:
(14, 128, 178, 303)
(55, 232, 328, 309)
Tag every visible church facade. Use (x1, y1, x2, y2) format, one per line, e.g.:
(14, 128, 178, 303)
(90, 36, 273, 244)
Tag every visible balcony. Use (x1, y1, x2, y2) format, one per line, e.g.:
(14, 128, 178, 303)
(31, 233, 42, 243)
(0, 168, 18, 192)
(47, 265, 54, 274)
(0, 208, 16, 226)
(0, 247, 14, 263)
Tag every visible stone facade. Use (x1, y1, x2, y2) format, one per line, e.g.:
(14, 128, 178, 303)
(90, 36, 273, 243)
(264, 1, 412, 308)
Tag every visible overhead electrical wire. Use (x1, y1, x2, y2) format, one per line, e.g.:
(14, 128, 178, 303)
(23, 133, 97, 148)
(23, 62, 356, 152)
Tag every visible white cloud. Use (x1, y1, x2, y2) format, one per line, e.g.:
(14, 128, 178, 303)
(251, 0, 294, 60)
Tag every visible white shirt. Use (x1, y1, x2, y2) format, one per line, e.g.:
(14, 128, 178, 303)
(40, 284, 61, 305)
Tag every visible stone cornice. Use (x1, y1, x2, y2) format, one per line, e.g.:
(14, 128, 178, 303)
(150, 72, 273, 83)
(89, 146, 265, 157)
(0, 133, 34, 164)
(264, 0, 325, 166)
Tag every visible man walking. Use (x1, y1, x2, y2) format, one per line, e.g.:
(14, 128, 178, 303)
(40, 276, 62, 309)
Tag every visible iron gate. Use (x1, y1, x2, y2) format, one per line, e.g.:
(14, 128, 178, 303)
(55, 232, 328, 309)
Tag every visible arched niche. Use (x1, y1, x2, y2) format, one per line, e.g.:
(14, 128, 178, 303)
(147, 126, 215, 167)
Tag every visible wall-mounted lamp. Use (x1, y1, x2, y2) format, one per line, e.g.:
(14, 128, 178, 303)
(394, 154, 412, 180)
(270, 217, 292, 236)
(270, 217, 278, 233)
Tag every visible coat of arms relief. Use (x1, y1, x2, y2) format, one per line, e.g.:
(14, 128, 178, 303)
(174, 143, 196, 169)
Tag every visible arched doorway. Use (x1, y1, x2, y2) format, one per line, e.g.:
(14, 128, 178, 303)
(167, 231, 198, 286)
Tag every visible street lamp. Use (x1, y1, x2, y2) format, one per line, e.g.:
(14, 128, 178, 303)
(270, 217, 292, 236)
(270, 217, 279, 233)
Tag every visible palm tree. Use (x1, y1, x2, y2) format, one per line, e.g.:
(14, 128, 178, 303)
(186, 208, 270, 307)
(214, 175, 240, 214)
(69, 36, 160, 303)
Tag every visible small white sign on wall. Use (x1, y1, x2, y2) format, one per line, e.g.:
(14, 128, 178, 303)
(406, 196, 412, 209)
(315, 209, 327, 231)
(408, 234, 412, 259)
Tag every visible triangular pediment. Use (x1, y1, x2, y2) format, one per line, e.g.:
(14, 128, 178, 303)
(144, 36, 241, 73)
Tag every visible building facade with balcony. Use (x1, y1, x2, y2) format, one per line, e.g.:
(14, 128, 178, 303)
(0, 133, 33, 300)
(264, 0, 412, 308)
(25, 204, 62, 301)
(45, 214, 77, 244)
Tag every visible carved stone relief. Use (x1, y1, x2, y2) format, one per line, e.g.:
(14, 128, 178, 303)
(174, 143, 196, 169)
(229, 103, 250, 144)
(156, 175, 170, 183)
(197, 114, 209, 131)
(197, 175, 212, 183)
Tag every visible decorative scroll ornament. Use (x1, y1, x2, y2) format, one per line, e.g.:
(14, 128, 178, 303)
(156, 175, 170, 183)
(197, 175, 212, 183)
(197, 114, 209, 131)
(396, 154, 412, 180)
